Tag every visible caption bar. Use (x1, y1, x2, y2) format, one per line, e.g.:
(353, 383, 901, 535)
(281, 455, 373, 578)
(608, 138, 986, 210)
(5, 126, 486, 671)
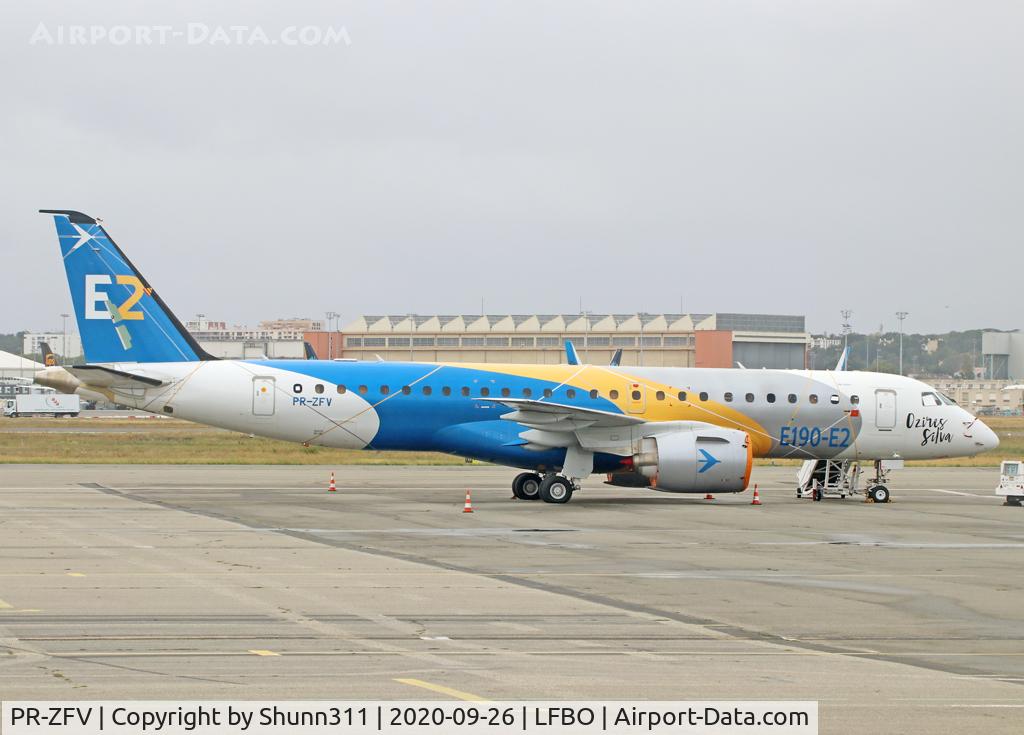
(2, 701, 817, 734)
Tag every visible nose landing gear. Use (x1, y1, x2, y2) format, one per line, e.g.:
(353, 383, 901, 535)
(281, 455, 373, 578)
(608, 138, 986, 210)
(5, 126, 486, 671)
(865, 460, 893, 503)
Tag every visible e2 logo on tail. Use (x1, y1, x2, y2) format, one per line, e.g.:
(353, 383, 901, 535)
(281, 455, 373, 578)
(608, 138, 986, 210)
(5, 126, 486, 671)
(84, 274, 146, 320)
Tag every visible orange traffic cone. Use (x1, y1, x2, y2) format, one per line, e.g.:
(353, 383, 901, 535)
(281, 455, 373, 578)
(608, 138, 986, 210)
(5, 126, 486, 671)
(705, 493, 714, 501)
(751, 485, 761, 505)
(328, 472, 336, 493)
(463, 489, 474, 513)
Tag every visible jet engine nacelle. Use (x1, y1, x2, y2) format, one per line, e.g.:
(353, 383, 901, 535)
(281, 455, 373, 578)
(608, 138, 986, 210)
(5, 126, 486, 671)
(633, 427, 753, 493)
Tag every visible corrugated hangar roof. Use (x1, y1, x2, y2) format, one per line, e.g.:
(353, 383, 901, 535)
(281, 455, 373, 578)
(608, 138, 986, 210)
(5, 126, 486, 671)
(342, 313, 804, 334)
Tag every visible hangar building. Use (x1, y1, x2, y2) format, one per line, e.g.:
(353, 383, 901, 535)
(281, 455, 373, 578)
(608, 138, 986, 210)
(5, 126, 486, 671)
(320, 312, 807, 369)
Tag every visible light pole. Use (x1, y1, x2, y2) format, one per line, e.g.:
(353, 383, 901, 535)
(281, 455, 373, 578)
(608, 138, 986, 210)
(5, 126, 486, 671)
(896, 311, 908, 375)
(325, 311, 339, 359)
(840, 309, 852, 366)
(408, 313, 414, 362)
(581, 309, 591, 364)
(639, 312, 647, 367)
(60, 313, 69, 363)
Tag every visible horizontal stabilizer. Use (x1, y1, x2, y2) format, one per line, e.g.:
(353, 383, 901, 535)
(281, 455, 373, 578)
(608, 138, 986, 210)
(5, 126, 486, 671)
(67, 365, 164, 388)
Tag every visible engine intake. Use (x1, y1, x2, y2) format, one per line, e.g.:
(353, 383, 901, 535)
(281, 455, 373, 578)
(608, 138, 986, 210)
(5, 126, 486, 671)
(633, 427, 753, 493)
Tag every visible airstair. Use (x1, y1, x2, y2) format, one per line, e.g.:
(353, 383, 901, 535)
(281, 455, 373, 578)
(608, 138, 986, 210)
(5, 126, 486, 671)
(796, 459, 862, 500)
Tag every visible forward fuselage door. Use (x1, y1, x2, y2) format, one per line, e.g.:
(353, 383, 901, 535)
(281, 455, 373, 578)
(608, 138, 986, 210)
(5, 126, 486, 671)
(875, 389, 897, 431)
(253, 377, 276, 416)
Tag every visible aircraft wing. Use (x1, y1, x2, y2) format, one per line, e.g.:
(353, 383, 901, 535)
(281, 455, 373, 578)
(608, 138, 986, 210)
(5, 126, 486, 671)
(480, 397, 645, 429)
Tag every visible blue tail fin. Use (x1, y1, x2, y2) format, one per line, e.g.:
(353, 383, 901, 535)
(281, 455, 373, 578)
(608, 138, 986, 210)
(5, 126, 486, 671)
(42, 210, 213, 364)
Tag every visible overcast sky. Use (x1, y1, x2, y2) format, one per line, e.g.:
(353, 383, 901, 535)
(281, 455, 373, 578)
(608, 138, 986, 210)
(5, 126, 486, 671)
(2, 1, 1021, 336)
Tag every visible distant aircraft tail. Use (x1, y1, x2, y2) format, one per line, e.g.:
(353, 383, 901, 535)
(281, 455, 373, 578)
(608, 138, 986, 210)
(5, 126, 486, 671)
(39, 342, 57, 367)
(304, 341, 320, 360)
(41, 210, 213, 364)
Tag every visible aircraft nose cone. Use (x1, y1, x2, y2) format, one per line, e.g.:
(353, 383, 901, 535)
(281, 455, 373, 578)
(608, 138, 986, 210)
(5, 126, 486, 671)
(973, 420, 999, 451)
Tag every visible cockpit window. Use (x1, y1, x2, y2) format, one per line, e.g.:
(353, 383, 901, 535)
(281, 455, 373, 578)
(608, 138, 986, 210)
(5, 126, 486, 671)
(921, 392, 941, 407)
(938, 392, 958, 406)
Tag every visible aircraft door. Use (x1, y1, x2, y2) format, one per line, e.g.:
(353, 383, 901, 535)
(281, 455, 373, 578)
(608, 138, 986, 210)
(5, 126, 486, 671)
(875, 389, 897, 430)
(253, 377, 276, 416)
(626, 381, 646, 414)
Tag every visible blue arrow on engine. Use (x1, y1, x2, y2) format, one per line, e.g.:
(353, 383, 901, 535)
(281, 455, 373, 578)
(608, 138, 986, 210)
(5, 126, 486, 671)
(697, 448, 720, 473)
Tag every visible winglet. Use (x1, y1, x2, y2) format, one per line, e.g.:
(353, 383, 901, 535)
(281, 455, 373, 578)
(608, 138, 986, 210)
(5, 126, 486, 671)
(564, 339, 580, 365)
(609, 348, 622, 367)
(834, 346, 849, 371)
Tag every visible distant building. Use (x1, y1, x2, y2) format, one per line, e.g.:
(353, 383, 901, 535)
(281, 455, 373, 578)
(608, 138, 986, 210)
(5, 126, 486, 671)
(927, 378, 1024, 415)
(810, 335, 842, 350)
(333, 313, 807, 369)
(22, 332, 83, 360)
(184, 316, 315, 359)
(982, 331, 1024, 380)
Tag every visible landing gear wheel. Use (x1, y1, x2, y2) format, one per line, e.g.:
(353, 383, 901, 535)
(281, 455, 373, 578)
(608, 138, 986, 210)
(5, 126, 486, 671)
(1004, 495, 1023, 507)
(539, 475, 574, 504)
(512, 472, 542, 501)
(868, 485, 890, 503)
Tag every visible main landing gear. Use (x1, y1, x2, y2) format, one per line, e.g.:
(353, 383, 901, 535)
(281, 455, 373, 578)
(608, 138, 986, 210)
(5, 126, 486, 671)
(511, 472, 576, 504)
(512, 472, 542, 501)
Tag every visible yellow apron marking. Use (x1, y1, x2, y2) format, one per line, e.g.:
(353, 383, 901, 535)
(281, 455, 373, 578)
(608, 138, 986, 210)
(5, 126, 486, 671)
(393, 678, 487, 701)
(0, 598, 12, 609)
(66, 572, 86, 577)
(248, 649, 280, 657)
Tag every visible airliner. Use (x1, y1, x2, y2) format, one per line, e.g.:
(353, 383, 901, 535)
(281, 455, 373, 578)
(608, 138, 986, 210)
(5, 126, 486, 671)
(34, 210, 999, 504)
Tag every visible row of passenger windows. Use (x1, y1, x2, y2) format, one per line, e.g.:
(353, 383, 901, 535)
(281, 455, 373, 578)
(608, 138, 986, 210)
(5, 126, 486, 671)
(293, 382, 852, 405)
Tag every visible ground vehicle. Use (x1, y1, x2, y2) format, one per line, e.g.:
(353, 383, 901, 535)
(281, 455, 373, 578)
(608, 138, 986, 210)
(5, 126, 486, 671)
(3, 394, 80, 417)
(997, 460, 1024, 506)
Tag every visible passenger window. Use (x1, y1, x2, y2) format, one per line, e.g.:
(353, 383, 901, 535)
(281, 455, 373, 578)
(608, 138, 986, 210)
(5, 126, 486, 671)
(293, 383, 303, 394)
(724, 392, 733, 402)
(315, 384, 324, 394)
(358, 385, 368, 394)
(851, 394, 859, 404)
(631, 390, 642, 400)
(678, 391, 687, 401)
(589, 389, 599, 399)
(501, 387, 510, 397)
(442, 386, 451, 396)
(809, 394, 818, 404)
(609, 389, 619, 399)
(480, 387, 490, 397)
(921, 392, 941, 407)
(656, 390, 665, 400)
(544, 388, 553, 397)
(337, 385, 346, 394)
(380, 385, 390, 395)
(522, 387, 532, 398)
(401, 385, 411, 395)
(422, 386, 432, 396)
(745, 393, 754, 402)
(788, 393, 797, 403)
(461, 387, 470, 396)
(829, 394, 840, 404)
(767, 393, 776, 403)
(566, 389, 576, 399)
(699, 392, 708, 401)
